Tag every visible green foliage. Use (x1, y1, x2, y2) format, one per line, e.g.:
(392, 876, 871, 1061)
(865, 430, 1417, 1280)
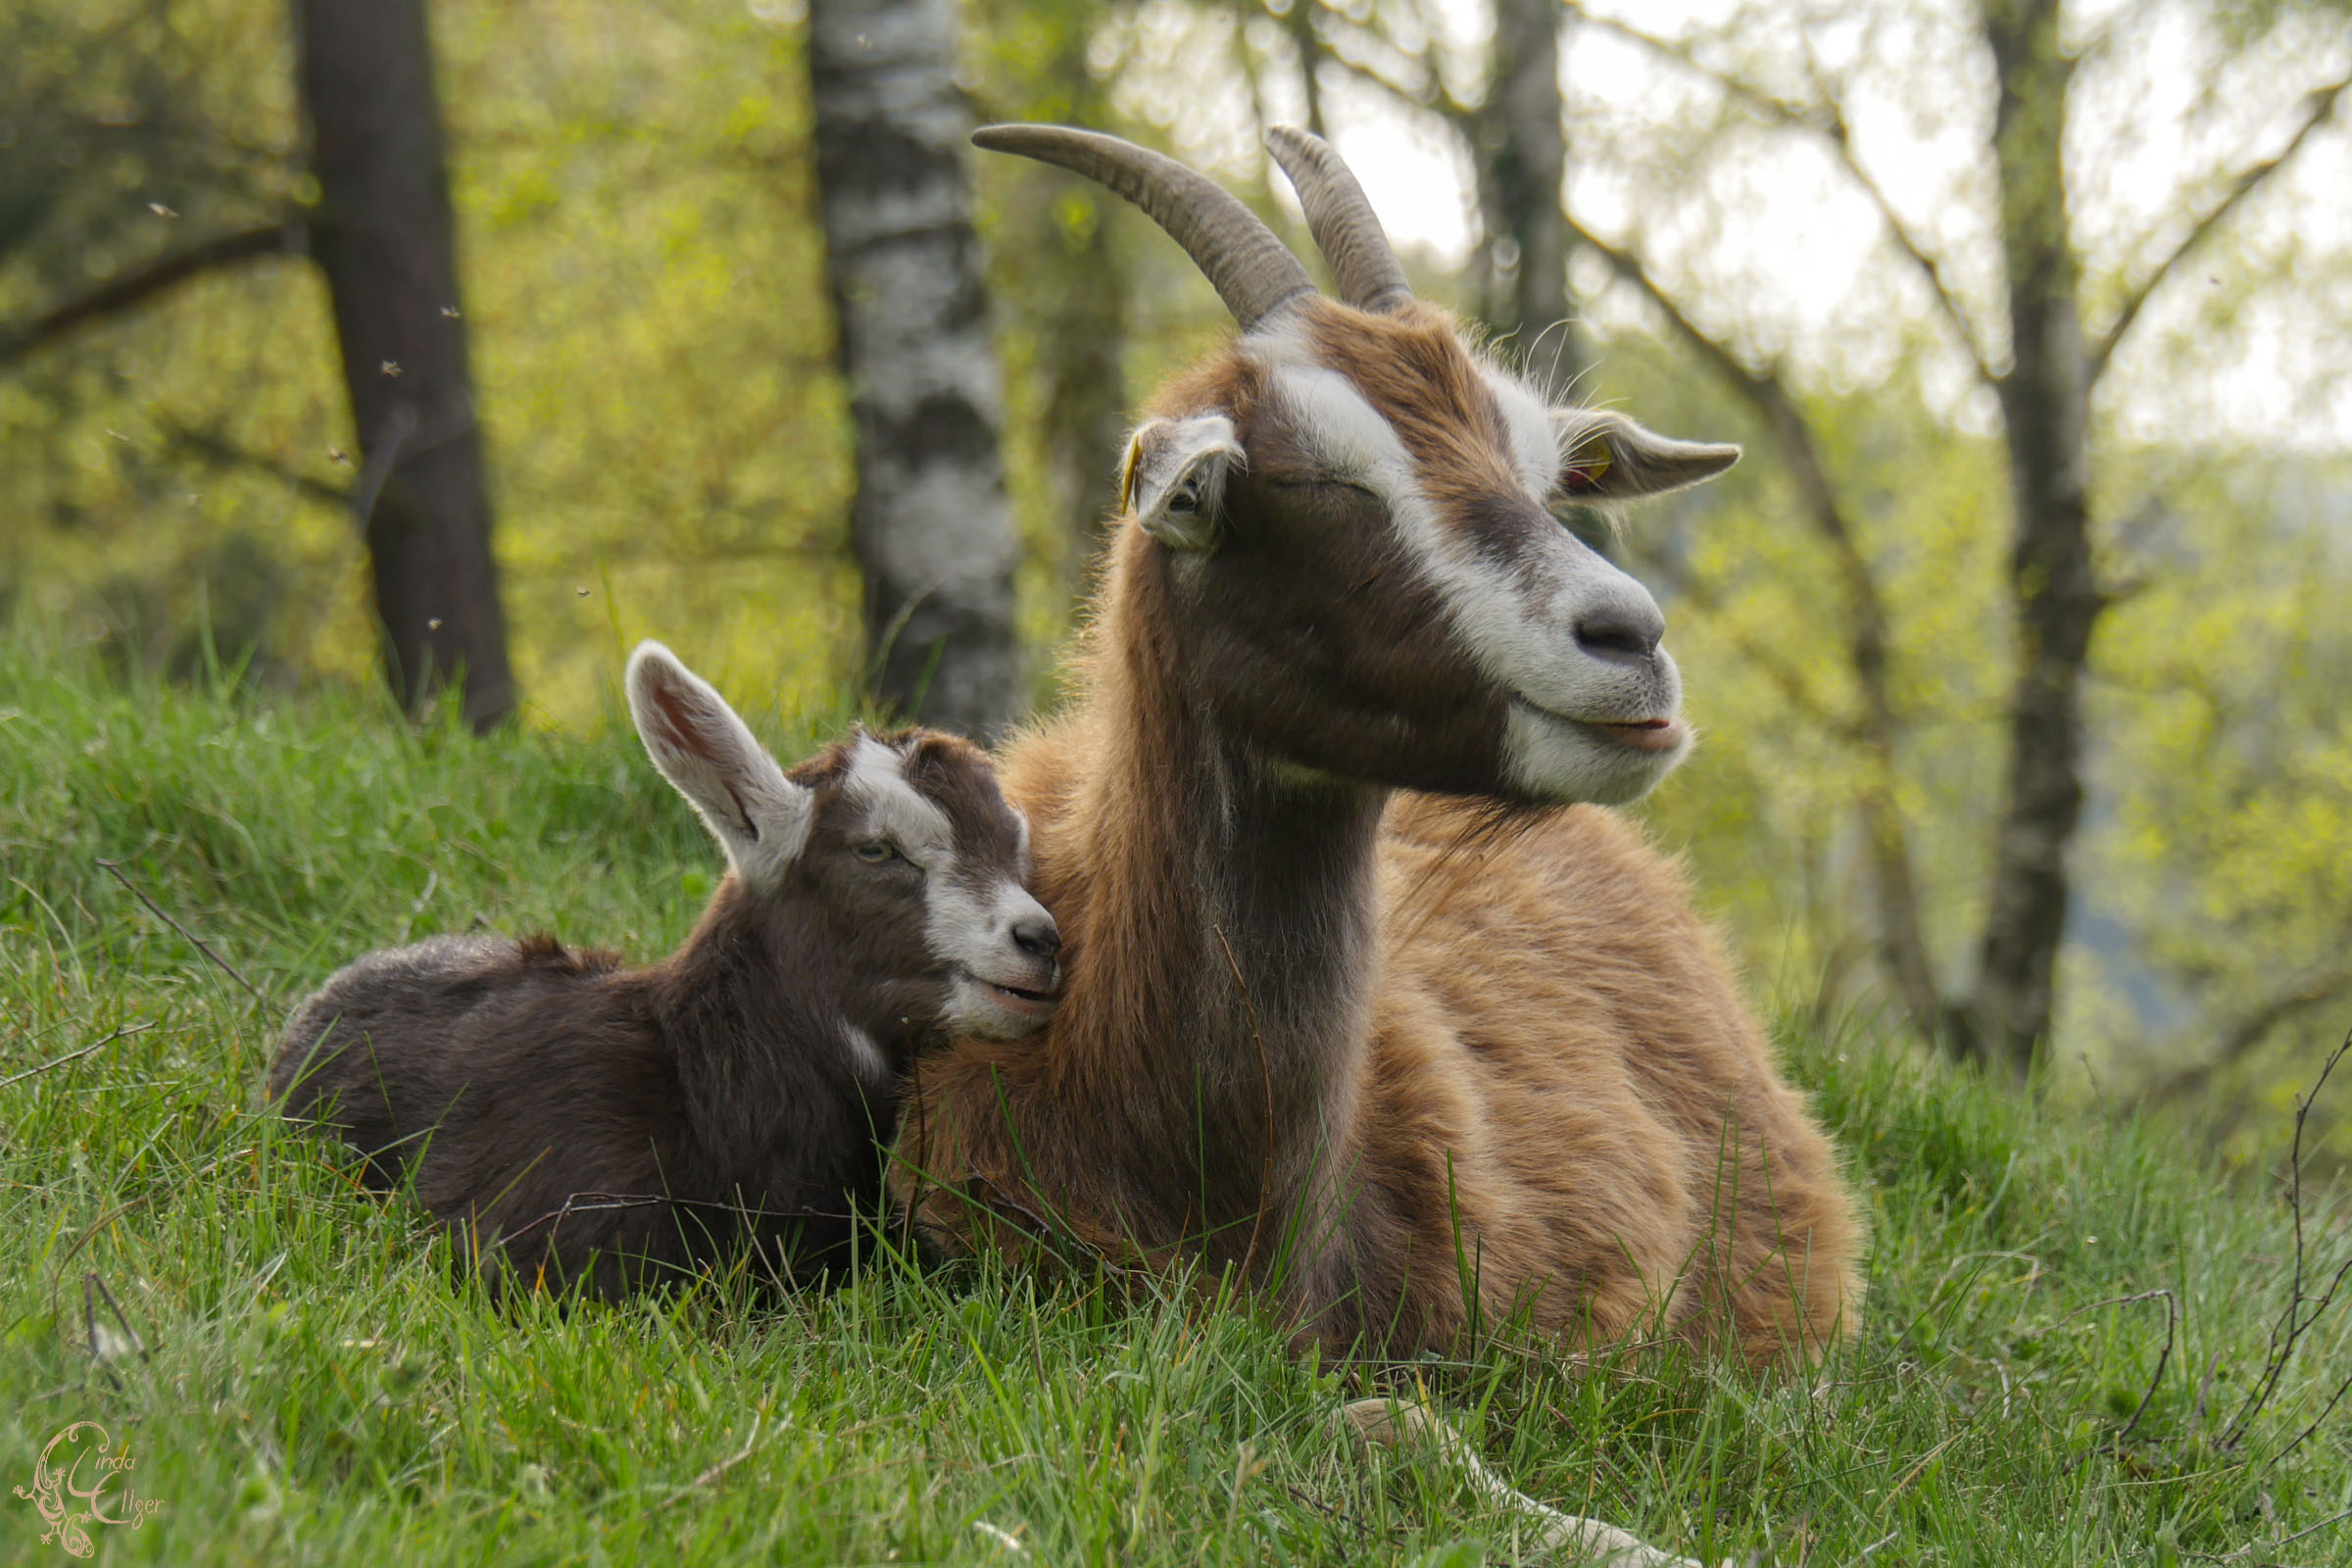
(2, 0, 864, 726)
(5, 0, 2350, 1169)
(5, 637, 2351, 1563)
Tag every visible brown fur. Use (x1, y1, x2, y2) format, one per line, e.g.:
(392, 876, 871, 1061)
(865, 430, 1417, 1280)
(892, 299, 1864, 1367)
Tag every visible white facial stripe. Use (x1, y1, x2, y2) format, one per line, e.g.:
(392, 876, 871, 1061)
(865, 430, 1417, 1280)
(1259, 359, 1678, 729)
(1274, 365, 1416, 495)
(1479, 365, 1563, 497)
(843, 736, 954, 863)
(924, 873, 1050, 972)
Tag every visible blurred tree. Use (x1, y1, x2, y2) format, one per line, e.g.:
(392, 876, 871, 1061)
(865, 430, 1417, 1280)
(971, 0, 1135, 587)
(1477, 0, 1574, 369)
(3, 0, 513, 728)
(1326, 0, 2350, 1078)
(807, 0, 1023, 736)
(1246, 0, 1578, 367)
(295, 0, 514, 730)
(1, 0, 860, 727)
(0, 1, 306, 365)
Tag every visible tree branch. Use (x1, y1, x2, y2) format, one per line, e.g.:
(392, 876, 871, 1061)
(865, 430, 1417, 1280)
(1569, 216, 1947, 1036)
(1314, 11, 1476, 127)
(1818, 100, 1997, 384)
(0, 218, 311, 368)
(163, 419, 352, 510)
(2153, 950, 2352, 1102)
(2090, 70, 2351, 384)
(1555, 2, 1994, 384)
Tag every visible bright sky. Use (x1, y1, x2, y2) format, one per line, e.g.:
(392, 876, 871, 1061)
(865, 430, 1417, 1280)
(1113, 0, 2352, 450)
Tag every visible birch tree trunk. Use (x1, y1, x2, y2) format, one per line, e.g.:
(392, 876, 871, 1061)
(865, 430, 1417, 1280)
(808, 0, 1023, 737)
(1966, 0, 2102, 1078)
(294, 0, 514, 730)
(1475, 0, 1575, 381)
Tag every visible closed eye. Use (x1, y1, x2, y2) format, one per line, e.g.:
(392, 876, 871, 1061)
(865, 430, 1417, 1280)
(1266, 473, 1377, 499)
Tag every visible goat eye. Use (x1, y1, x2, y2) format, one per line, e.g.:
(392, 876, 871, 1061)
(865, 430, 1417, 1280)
(1271, 473, 1373, 498)
(853, 841, 896, 863)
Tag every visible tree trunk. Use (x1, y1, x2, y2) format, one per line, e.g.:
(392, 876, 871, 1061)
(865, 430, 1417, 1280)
(1966, 0, 2102, 1078)
(808, 0, 1024, 738)
(986, 0, 1130, 585)
(1474, 0, 1575, 381)
(293, 0, 514, 730)
(1285, 0, 1328, 138)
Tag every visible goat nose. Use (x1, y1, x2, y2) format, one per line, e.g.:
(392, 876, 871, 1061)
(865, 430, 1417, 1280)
(1574, 596, 1665, 663)
(1010, 912, 1061, 959)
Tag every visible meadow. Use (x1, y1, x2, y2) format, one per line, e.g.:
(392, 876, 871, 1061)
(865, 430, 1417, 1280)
(4, 634, 2348, 1566)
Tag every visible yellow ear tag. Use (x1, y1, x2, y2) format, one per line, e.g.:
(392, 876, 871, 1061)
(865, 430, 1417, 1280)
(1118, 431, 1147, 514)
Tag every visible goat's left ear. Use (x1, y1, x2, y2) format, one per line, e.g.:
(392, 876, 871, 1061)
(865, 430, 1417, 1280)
(1120, 415, 1243, 551)
(1552, 410, 1740, 500)
(625, 641, 813, 889)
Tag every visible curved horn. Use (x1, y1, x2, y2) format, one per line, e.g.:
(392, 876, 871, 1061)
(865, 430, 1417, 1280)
(1265, 126, 1412, 314)
(972, 124, 1315, 330)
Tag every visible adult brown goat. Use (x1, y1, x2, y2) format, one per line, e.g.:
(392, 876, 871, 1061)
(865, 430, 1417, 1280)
(893, 126, 1864, 1368)
(272, 642, 1060, 1300)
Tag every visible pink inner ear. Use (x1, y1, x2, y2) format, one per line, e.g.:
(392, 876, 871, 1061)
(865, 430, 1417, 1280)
(1563, 466, 1601, 492)
(650, 682, 721, 762)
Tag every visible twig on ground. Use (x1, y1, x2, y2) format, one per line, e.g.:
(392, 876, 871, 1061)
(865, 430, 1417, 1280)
(969, 1519, 1029, 1553)
(2269, 1504, 2352, 1552)
(2181, 1498, 2352, 1563)
(2058, 1288, 2177, 1462)
(1280, 1482, 1377, 1548)
(688, 1411, 767, 1488)
(1342, 1394, 1728, 1567)
(80, 1271, 151, 1392)
(97, 858, 271, 1007)
(0, 1021, 153, 1088)
(2220, 1027, 2350, 1451)
(644, 1410, 772, 1513)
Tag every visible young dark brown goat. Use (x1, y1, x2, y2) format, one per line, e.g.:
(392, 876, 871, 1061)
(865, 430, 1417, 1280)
(270, 641, 1060, 1300)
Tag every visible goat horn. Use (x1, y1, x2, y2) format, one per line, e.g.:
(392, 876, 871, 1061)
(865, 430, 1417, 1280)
(1264, 126, 1412, 315)
(972, 123, 1316, 331)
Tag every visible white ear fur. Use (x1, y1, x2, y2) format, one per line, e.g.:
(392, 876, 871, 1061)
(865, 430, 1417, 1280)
(1120, 415, 1244, 551)
(1551, 410, 1740, 500)
(624, 641, 812, 888)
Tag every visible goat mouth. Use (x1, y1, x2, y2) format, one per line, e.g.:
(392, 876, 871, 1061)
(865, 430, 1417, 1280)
(968, 973, 1061, 1015)
(1512, 698, 1686, 756)
(1584, 716, 1684, 753)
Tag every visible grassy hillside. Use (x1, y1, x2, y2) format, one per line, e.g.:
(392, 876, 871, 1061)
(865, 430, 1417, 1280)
(4, 639, 2348, 1566)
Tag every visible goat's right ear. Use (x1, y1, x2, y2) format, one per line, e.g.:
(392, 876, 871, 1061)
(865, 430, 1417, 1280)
(625, 642, 812, 888)
(1120, 415, 1242, 551)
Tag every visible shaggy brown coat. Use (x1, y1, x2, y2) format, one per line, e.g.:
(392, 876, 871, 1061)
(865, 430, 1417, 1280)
(894, 302, 1864, 1366)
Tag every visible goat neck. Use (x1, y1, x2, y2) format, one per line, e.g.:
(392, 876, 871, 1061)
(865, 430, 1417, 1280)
(647, 877, 933, 1165)
(1012, 523, 1385, 1265)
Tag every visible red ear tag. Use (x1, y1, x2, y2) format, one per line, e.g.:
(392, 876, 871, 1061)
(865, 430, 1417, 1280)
(1562, 437, 1613, 493)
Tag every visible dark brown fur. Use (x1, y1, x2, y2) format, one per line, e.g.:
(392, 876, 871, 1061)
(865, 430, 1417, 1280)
(272, 728, 1044, 1300)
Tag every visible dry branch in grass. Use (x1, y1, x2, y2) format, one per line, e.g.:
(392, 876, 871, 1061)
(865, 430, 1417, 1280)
(2218, 1027, 2352, 1455)
(1342, 1394, 1729, 1568)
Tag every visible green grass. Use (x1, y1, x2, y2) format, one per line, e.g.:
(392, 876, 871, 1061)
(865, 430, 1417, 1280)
(4, 636, 2350, 1566)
